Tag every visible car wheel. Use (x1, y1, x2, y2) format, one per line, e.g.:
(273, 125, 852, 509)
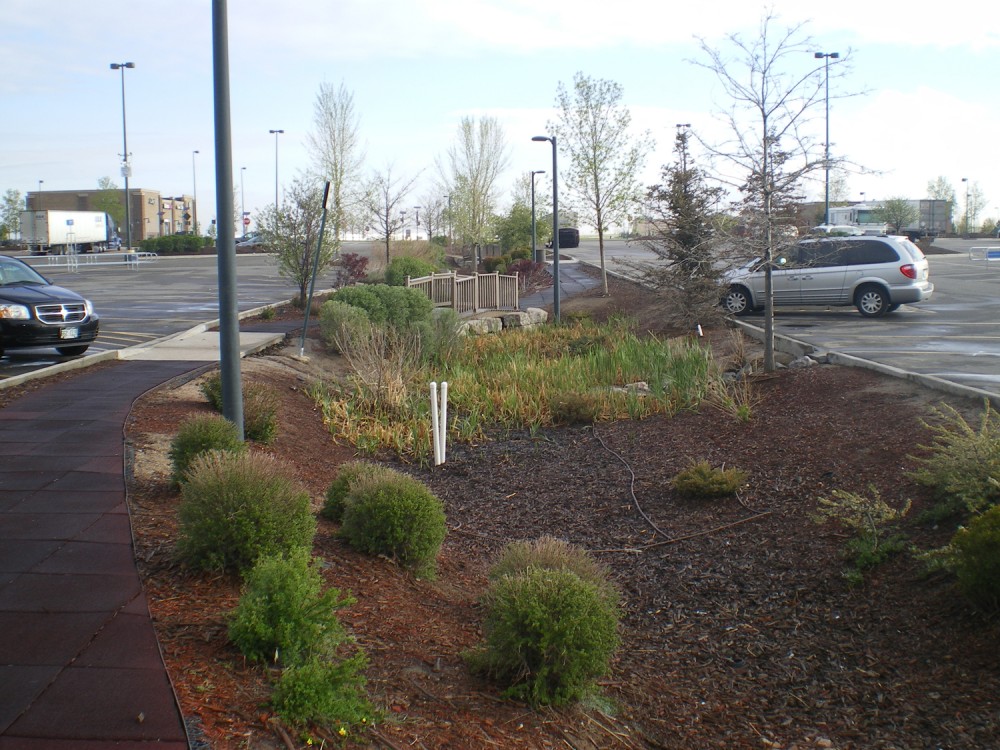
(722, 286, 753, 316)
(855, 285, 889, 317)
(56, 345, 89, 356)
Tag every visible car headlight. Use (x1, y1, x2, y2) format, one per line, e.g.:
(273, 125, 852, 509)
(0, 303, 30, 319)
(84, 300, 94, 316)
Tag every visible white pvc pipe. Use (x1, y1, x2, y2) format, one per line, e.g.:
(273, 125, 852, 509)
(430, 382, 441, 466)
(439, 381, 448, 464)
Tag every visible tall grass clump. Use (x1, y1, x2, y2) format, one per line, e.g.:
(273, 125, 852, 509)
(908, 402, 1000, 517)
(338, 470, 446, 578)
(672, 461, 747, 499)
(229, 548, 354, 665)
(466, 566, 620, 707)
(314, 316, 721, 463)
(168, 414, 245, 485)
(176, 450, 316, 574)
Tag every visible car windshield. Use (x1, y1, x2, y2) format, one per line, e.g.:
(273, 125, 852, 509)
(0, 259, 48, 287)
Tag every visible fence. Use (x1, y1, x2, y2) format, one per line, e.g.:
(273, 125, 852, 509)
(35, 251, 158, 272)
(968, 246, 1000, 262)
(407, 271, 519, 315)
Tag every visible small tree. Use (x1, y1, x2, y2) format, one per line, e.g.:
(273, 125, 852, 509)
(872, 197, 918, 234)
(361, 164, 420, 264)
(256, 176, 338, 304)
(92, 177, 124, 230)
(0, 189, 22, 240)
(550, 72, 653, 296)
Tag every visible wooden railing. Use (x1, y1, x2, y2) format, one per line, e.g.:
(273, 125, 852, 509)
(407, 271, 519, 315)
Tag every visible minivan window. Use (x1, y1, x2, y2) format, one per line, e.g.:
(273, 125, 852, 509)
(799, 241, 845, 267)
(841, 240, 899, 266)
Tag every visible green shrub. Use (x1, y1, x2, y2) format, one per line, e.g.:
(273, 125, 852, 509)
(339, 471, 447, 578)
(414, 308, 464, 366)
(318, 300, 371, 353)
(384, 256, 437, 286)
(813, 486, 911, 585)
(229, 549, 353, 666)
(243, 382, 280, 444)
(949, 505, 1000, 613)
(176, 450, 316, 574)
(168, 414, 245, 485)
(671, 461, 747, 498)
(331, 286, 386, 323)
(489, 536, 617, 605)
(332, 284, 433, 329)
(271, 653, 374, 729)
(909, 402, 1000, 516)
(321, 461, 394, 522)
(467, 568, 620, 706)
(200, 374, 280, 444)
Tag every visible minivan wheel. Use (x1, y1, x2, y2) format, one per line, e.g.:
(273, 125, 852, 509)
(723, 286, 753, 316)
(855, 286, 889, 317)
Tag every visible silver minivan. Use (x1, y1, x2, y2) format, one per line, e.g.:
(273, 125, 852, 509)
(722, 235, 934, 318)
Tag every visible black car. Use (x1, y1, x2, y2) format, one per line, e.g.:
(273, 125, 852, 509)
(0, 256, 99, 357)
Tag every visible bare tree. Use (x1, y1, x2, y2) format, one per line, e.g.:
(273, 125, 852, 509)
(550, 72, 653, 295)
(441, 116, 510, 252)
(306, 81, 365, 244)
(418, 190, 447, 244)
(965, 181, 987, 234)
(696, 13, 850, 370)
(361, 165, 421, 263)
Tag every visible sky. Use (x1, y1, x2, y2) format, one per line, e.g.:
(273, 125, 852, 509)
(3, 0, 1000, 236)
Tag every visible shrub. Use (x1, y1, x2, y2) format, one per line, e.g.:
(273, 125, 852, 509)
(909, 402, 1000, 516)
(384, 256, 437, 286)
(176, 450, 316, 574)
(339, 471, 447, 578)
(168, 414, 245, 485)
(318, 300, 371, 353)
(331, 286, 387, 324)
(244, 382, 280, 444)
(332, 284, 433, 329)
(949, 505, 1000, 613)
(813, 486, 911, 585)
(321, 461, 395, 522)
(549, 392, 601, 426)
(467, 567, 620, 706)
(199, 374, 280, 444)
(271, 653, 374, 729)
(671, 461, 747, 498)
(338, 252, 369, 285)
(413, 308, 464, 366)
(229, 548, 354, 665)
(490, 536, 617, 599)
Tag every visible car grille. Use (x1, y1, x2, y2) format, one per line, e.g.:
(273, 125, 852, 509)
(34, 303, 89, 325)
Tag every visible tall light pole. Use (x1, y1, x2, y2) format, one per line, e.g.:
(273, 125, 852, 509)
(962, 177, 969, 235)
(413, 206, 421, 239)
(530, 170, 545, 263)
(240, 166, 246, 238)
(37, 180, 43, 209)
(532, 135, 559, 322)
(191, 149, 200, 235)
(110, 62, 136, 250)
(269, 129, 283, 216)
(814, 52, 839, 226)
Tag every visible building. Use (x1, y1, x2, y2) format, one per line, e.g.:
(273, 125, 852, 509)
(25, 189, 198, 244)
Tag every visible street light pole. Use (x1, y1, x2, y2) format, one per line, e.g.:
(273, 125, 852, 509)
(962, 177, 969, 235)
(413, 206, 421, 239)
(532, 135, 559, 323)
(269, 129, 284, 216)
(240, 166, 246, 238)
(530, 170, 545, 264)
(110, 62, 136, 250)
(814, 51, 839, 226)
(192, 149, 199, 235)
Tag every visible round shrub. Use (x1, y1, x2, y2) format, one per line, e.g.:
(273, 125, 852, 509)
(321, 461, 396, 522)
(228, 548, 353, 666)
(339, 472, 447, 578)
(176, 450, 316, 574)
(468, 567, 620, 706)
(243, 382, 280, 444)
(384, 256, 437, 286)
(319, 300, 371, 353)
(168, 414, 245, 485)
(950, 505, 1000, 613)
(200, 372, 224, 411)
(332, 284, 433, 329)
(331, 286, 387, 324)
(271, 653, 373, 729)
(490, 536, 618, 606)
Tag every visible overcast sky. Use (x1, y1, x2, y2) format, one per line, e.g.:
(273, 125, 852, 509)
(3, 0, 999, 234)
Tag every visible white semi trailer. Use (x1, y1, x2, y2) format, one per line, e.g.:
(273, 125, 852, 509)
(20, 210, 121, 255)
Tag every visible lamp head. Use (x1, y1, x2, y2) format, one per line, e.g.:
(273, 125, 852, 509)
(531, 136, 549, 143)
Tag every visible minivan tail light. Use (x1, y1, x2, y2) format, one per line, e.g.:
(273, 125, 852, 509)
(900, 263, 917, 279)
